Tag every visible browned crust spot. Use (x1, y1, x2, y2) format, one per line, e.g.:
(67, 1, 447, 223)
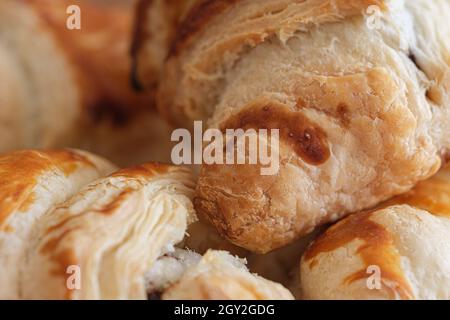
(45, 149, 97, 176)
(220, 101, 330, 165)
(304, 210, 414, 300)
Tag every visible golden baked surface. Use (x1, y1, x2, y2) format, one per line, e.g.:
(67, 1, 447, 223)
(300, 166, 450, 300)
(0, 148, 293, 300)
(1, 0, 449, 301)
(163, 250, 294, 300)
(135, 0, 450, 253)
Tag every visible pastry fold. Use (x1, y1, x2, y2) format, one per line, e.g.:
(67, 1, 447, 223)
(22, 163, 196, 299)
(0, 0, 172, 166)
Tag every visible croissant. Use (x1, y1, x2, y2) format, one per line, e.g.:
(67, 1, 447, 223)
(300, 165, 450, 300)
(0, 149, 197, 299)
(0, 148, 293, 300)
(0, 149, 116, 299)
(134, 0, 450, 253)
(0, 0, 172, 166)
(131, 0, 196, 91)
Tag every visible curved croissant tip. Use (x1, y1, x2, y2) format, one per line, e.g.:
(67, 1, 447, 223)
(300, 205, 450, 300)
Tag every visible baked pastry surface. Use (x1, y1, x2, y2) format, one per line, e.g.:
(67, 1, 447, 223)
(135, 0, 450, 252)
(0, 148, 293, 300)
(132, 0, 196, 91)
(23, 162, 196, 299)
(300, 166, 450, 300)
(0, 149, 198, 299)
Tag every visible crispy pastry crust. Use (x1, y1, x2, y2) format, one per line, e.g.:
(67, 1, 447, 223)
(0, 0, 173, 166)
(0, 149, 291, 300)
(300, 166, 450, 300)
(135, 0, 450, 252)
(382, 164, 450, 217)
(21, 162, 196, 299)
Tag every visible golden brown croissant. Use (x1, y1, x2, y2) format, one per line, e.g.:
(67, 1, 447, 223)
(0, 149, 116, 299)
(0, 148, 292, 300)
(0, 148, 197, 299)
(300, 165, 450, 300)
(160, 250, 294, 300)
(0, 0, 172, 166)
(131, 0, 196, 91)
(134, 0, 450, 253)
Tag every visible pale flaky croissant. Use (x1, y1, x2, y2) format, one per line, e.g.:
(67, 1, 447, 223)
(0, 0, 173, 166)
(0, 149, 293, 300)
(0, 149, 116, 299)
(134, 0, 450, 253)
(300, 165, 450, 300)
